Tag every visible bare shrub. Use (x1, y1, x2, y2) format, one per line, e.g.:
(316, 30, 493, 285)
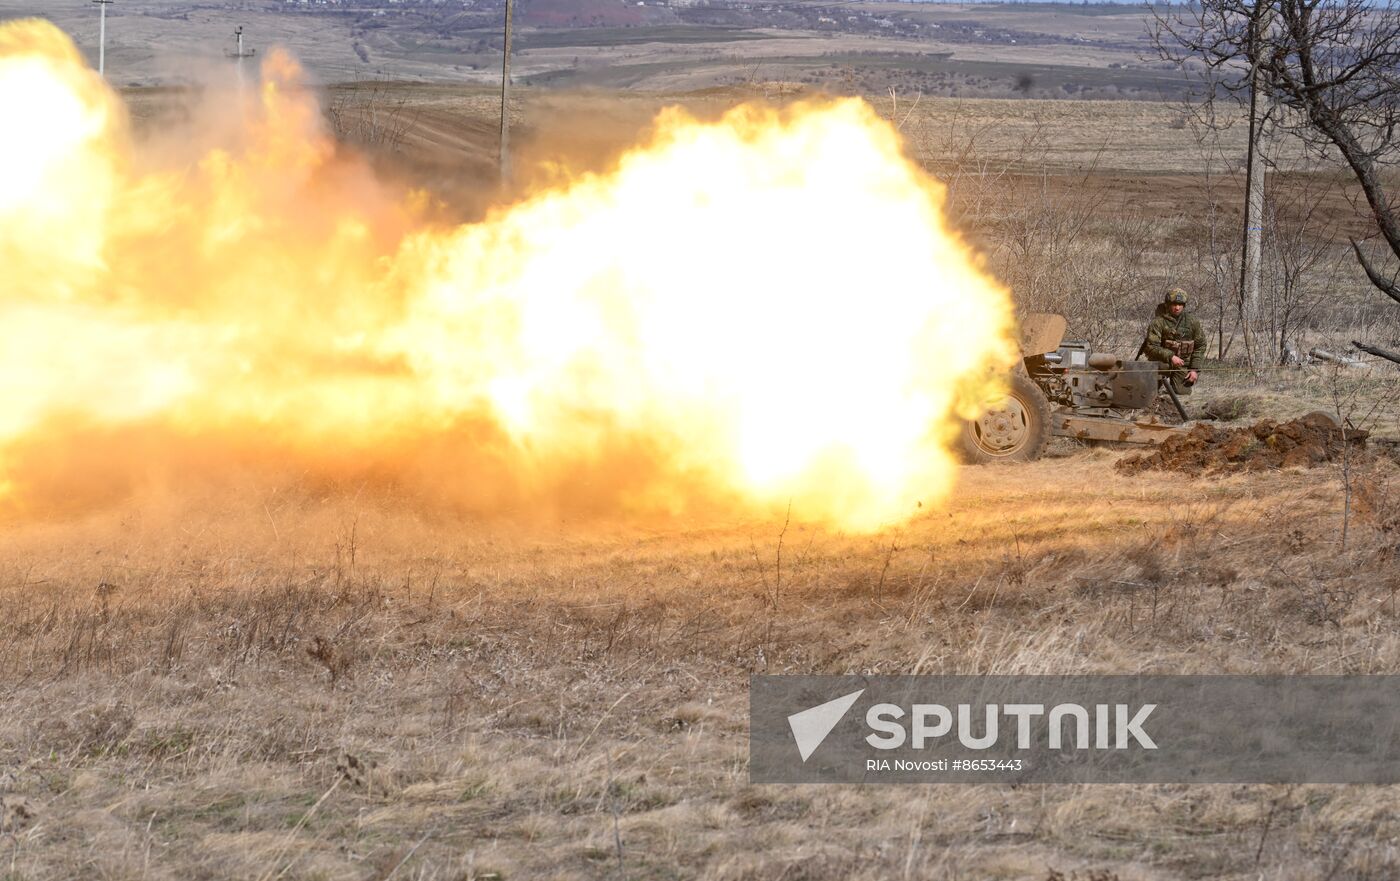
(324, 79, 417, 154)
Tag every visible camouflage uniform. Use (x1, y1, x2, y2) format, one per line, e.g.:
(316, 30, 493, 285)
(1143, 302, 1207, 394)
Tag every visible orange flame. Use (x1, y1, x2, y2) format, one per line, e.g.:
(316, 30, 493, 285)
(0, 19, 1017, 531)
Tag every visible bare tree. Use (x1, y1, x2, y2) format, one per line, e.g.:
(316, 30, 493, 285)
(1175, 94, 1245, 359)
(1153, 0, 1400, 363)
(902, 100, 1161, 352)
(1260, 172, 1348, 363)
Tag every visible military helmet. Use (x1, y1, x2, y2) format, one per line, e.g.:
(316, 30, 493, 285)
(1164, 288, 1189, 305)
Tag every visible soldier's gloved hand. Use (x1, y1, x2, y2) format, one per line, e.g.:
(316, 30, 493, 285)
(1171, 355, 1185, 367)
(1186, 370, 1198, 384)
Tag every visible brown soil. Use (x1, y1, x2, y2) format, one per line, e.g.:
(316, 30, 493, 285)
(1117, 411, 1368, 475)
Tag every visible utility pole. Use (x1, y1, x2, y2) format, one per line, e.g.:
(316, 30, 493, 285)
(93, 0, 112, 77)
(1237, 2, 1268, 364)
(499, 0, 515, 185)
(227, 26, 256, 84)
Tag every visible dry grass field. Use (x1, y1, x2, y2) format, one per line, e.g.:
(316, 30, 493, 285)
(285, 81, 1377, 366)
(1, 1, 1179, 96)
(7, 10, 1400, 878)
(5, 416, 1400, 880)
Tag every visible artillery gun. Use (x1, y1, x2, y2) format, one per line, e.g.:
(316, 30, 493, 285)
(958, 313, 1189, 463)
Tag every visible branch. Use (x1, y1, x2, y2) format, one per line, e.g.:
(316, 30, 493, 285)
(1352, 340, 1400, 366)
(1350, 238, 1400, 304)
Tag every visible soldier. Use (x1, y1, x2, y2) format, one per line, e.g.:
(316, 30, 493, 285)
(1142, 288, 1207, 394)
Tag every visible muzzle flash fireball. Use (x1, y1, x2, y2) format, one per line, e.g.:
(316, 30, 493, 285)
(0, 19, 1019, 531)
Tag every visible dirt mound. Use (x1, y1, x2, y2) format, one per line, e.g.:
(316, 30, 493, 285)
(1117, 412, 1367, 476)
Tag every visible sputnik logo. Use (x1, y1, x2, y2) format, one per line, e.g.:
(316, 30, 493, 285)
(787, 688, 865, 761)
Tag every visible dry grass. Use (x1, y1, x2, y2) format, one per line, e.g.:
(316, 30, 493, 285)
(5, 54, 1400, 881)
(4, 435, 1400, 879)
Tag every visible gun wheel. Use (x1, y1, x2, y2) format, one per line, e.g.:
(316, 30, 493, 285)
(957, 372, 1052, 464)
